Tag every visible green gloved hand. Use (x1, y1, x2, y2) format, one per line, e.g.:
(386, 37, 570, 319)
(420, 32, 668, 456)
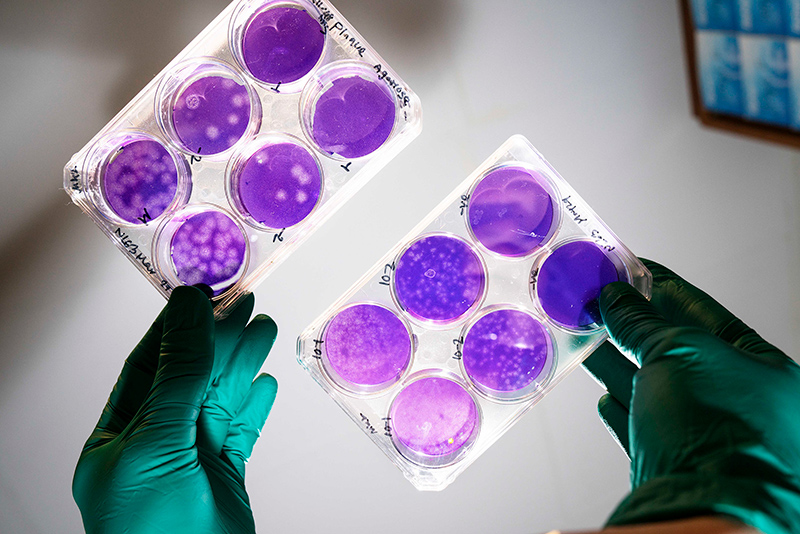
(72, 286, 278, 534)
(582, 259, 800, 534)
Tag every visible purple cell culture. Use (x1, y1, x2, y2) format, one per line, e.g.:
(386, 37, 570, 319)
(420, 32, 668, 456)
(102, 139, 179, 224)
(170, 210, 247, 295)
(323, 304, 412, 391)
(235, 141, 322, 229)
(468, 166, 555, 257)
(172, 75, 251, 155)
(242, 5, 325, 84)
(390, 376, 479, 464)
(393, 235, 485, 324)
(462, 309, 550, 397)
(311, 75, 395, 159)
(536, 241, 621, 329)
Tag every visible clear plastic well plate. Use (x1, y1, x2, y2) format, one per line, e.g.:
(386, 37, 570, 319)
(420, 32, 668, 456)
(63, 0, 422, 317)
(297, 135, 651, 490)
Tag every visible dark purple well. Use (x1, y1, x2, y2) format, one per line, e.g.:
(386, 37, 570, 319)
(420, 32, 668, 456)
(390, 376, 479, 463)
(311, 75, 395, 159)
(170, 210, 247, 295)
(323, 304, 411, 391)
(235, 141, 322, 229)
(172, 75, 251, 155)
(242, 5, 324, 85)
(102, 139, 179, 224)
(393, 235, 486, 324)
(468, 166, 555, 257)
(536, 241, 621, 329)
(462, 309, 550, 396)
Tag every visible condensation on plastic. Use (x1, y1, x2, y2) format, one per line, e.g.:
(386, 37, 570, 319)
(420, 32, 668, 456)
(63, 0, 422, 317)
(297, 135, 651, 491)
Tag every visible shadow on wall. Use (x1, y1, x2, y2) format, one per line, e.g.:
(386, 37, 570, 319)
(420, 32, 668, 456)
(0, 0, 461, 117)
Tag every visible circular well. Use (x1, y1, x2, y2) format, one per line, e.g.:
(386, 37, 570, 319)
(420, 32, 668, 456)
(228, 134, 323, 230)
(389, 374, 480, 468)
(239, 2, 326, 87)
(158, 60, 260, 158)
(302, 61, 397, 160)
(392, 233, 487, 326)
(322, 303, 412, 394)
(461, 307, 554, 401)
(534, 240, 625, 331)
(99, 135, 183, 225)
(467, 165, 558, 257)
(156, 205, 249, 296)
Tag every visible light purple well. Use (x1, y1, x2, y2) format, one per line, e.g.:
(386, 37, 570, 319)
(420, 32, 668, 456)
(393, 234, 485, 324)
(323, 304, 411, 392)
(235, 141, 322, 229)
(462, 308, 550, 397)
(170, 210, 247, 295)
(242, 5, 324, 85)
(468, 166, 555, 257)
(311, 75, 395, 159)
(536, 241, 621, 329)
(102, 139, 179, 224)
(172, 75, 251, 155)
(390, 376, 479, 464)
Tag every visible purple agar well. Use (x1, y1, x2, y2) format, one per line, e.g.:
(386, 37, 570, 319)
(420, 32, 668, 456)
(235, 141, 322, 229)
(102, 139, 179, 224)
(172, 75, 251, 155)
(462, 309, 550, 397)
(536, 241, 621, 329)
(390, 376, 479, 464)
(169, 210, 247, 295)
(311, 75, 395, 159)
(393, 235, 486, 324)
(468, 166, 555, 257)
(242, 5, 324, 84)
(323, 304, 411, 392)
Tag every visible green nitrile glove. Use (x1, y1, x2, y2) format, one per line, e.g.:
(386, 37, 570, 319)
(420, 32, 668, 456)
(72, 286, 278, 534)
(582, 259, 800, 534)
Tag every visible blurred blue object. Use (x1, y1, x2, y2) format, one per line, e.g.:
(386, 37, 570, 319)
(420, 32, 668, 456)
(692, 0, 739, 30)
(696, 31, 745, 115)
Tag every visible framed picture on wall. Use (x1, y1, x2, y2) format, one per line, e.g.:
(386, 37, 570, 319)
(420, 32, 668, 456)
(681, 0, 800, 148)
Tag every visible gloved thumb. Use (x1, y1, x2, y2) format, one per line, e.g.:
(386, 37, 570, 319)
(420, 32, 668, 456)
(135, 286, 215, 447)
(600, 282, 672, 367)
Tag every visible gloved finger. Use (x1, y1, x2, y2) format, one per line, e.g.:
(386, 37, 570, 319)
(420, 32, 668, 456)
(597, 393, 630, 458)
(581, 341, 639, 410)
(223, 373, 278, 473)
(133, 286, 215, 445)
(198, 314, 278, 454)
(642, 259, 782, 358)
(90, 305, 166, 441)
(210, 292, 255, 380)
(600, 282, 673, 367)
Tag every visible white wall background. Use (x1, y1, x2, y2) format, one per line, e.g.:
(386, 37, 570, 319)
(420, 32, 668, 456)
(1, 1, 799, 533)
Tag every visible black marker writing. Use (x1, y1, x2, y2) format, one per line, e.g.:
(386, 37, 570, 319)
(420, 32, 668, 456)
(378, 262, 395, 286)
(68, 166, 81, 192)
(382, 417, 392, 437)
(459, 194, 470, 216)
(312, 338, 324, 360)
(452, 336, 464, 360)
(590, 229, 616, 252)
(561, 196, 587, 224)
(190, 146, 203, 164)
(113, 228, 163, 279)
(360, 413, 377, 434)
(373, 64, 411, 108)
(136, 207, 152, 225)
